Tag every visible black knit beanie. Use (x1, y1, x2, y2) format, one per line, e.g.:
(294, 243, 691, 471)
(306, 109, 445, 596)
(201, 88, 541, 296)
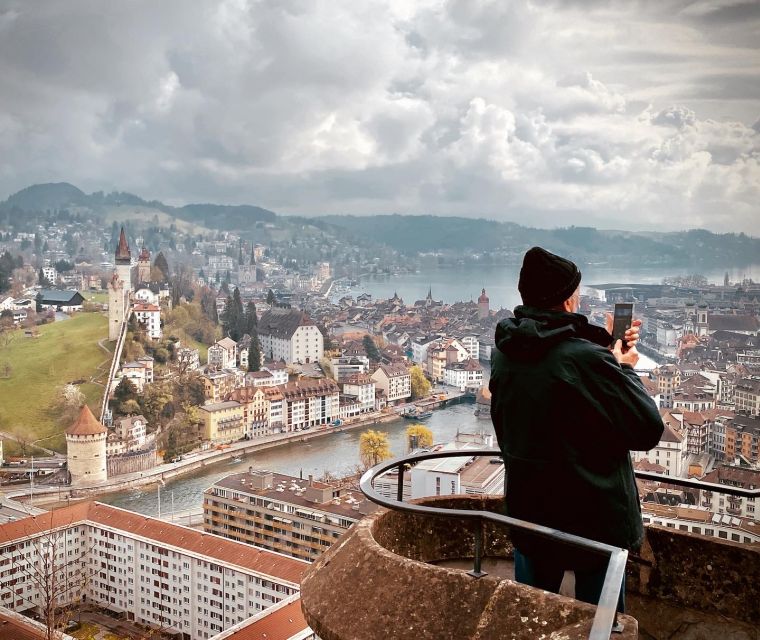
(518, 246, 581, 308)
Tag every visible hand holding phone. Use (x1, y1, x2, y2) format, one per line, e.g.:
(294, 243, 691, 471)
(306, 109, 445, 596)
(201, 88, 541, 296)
(611, 303, 633, 350)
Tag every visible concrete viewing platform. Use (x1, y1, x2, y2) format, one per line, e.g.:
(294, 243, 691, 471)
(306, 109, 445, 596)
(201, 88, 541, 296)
(301, 495, 759, 639)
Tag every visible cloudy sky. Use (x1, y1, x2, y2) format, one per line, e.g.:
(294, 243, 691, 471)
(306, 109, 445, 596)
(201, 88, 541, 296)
(0, 0, 759, 232)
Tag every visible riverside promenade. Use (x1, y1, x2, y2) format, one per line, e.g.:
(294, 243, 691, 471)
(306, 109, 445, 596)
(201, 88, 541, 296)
(6, 388, 468, 507)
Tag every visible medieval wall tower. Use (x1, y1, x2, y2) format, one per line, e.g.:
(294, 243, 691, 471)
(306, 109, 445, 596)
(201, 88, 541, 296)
(137, 247, 151, 284)
(66, 405, 108, 485)
(108, 271, 126, 341)
(115, 226, 133, 292)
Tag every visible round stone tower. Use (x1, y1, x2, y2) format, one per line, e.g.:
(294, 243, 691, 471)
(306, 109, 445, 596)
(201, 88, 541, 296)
(478, 288, 490, 319)
(66, 405, 108, 485)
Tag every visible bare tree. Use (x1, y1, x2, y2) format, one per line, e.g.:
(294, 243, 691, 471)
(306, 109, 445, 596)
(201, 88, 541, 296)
(1, 514, 96, 640)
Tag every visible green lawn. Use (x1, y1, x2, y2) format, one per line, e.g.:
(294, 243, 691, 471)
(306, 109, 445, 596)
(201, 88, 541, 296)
(85, 290, 109, 304)
(0, 313, 109, 454)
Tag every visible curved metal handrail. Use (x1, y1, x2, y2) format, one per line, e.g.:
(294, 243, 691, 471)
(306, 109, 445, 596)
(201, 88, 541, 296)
(360, 449, 627, 640)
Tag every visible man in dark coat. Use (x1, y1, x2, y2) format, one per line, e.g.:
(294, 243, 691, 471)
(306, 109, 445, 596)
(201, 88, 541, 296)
(489, 246, 663, 612)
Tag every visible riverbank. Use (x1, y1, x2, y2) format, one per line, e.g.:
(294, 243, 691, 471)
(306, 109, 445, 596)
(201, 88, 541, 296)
(15, 390, 468, 507)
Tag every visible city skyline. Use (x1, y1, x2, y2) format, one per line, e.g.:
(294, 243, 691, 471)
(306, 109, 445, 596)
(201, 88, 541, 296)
(0, 1, 758, 233)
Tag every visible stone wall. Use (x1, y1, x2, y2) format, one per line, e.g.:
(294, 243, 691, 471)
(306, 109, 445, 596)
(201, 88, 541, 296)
(107, 446, 157, 477)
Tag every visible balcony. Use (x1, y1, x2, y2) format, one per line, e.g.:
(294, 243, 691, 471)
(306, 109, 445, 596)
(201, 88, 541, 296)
(301, 451, 760, 640)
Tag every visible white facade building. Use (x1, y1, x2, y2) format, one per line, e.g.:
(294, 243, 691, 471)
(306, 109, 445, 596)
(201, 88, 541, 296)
(371, 363, 411, 405)
(134, 303, 162, 340)
(631, 422, 685, 477)
(341, 375, 376, 412)
(0, 502, 308, 640)
(258, 309, 323, 365)
(443, 359, 484, 390)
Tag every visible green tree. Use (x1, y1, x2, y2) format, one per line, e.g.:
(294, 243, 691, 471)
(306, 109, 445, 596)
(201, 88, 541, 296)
(406, 424, 433, 451)
(221, 287, 245, 340)
(244, 300, 258, 336)
(165, 430, 178, 461)
(266, 289, 276, 305)
(154, 252, 170, 281)
(359, 429, 392, 468)
(363, 335, 380, 361)
(38, 268, 51, 287)
(248, 333, 262, 372)
(409, 365, 431, 400)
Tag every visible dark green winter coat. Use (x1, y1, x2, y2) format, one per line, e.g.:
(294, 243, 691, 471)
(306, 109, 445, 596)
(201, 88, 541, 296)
(489, 306, 663, 567)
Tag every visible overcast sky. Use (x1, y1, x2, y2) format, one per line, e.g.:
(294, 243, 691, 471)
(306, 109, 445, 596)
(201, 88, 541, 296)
(0, 0, 759, 232)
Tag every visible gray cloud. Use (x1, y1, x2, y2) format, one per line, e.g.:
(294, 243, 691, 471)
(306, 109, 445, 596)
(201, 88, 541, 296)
(0, 0, 758, 233)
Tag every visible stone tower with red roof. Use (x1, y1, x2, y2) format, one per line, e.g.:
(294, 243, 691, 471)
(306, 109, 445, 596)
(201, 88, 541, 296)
(65, 405, 108, 484)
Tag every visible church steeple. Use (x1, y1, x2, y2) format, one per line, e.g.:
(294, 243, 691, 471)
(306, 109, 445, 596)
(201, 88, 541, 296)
(115, 227, 131, 264)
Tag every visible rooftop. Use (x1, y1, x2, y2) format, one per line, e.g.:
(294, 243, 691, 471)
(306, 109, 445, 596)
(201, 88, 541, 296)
(0, 502, 307, 586)
(66, 404, 108, 436)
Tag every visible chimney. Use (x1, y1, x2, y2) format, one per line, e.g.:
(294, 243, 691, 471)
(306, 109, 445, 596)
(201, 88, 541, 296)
(308, 474, 313, 487)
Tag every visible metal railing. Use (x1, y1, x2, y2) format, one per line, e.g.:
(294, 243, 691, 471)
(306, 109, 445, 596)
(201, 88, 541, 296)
(633, 470, 760, 498)
(361, 451, 760, 640)
(360, 449, 628, 640)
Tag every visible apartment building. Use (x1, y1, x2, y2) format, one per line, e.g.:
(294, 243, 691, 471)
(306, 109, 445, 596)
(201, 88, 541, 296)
(340, 374, 376, 412)
(204, 470, 376, 562)
(443, 358, 484, 390)
(200, 401, 245, 444)
(734, 378, 760, 416)
(208, 338, 239, 370)
(133, 303, 162, 340)
(725, 414, 760, 464)
(651, 365, 681, 409)
(0, 502, 308, 640)
(371, 363, 411, 405)
(202, 370, 240, 403)
(258, 309, 324, 365)
(699, 465, 760, 520)
(631, 419, 685, 477)
(227, 387, 270, 439)
(281, 378, 340, 431)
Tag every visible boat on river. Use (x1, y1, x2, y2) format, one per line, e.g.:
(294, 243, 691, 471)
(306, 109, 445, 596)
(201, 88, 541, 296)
(403, 409, 432, 420)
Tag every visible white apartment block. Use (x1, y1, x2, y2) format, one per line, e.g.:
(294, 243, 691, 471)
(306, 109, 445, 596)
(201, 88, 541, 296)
(0, 502, 308, 640)
(371, 363, 411, 405)
(631, 422, 685, 477)
(443, 359, 484, 390)
(209, 337, 238, 370)
(259, 309, 324, 365)
(458, 336, 480, 361)
(133, 303, 162, 340)
(118, 357, 154, 392)
(341, 374, 376, 412)
(282, 379, 340, 431)
(41, 266, 57, 283)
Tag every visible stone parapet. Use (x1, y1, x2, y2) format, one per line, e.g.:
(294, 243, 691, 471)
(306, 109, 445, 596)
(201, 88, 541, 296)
(301, 495, 638, 640)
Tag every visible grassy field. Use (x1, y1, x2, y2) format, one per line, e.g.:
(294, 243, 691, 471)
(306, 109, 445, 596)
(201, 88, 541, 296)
(0, 313, 109, 454)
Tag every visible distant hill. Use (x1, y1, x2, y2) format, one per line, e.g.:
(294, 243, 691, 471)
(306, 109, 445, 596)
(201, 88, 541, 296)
(3, 182, 87, 211)
(2, 183, 758, 266)
(319, 215, 760, 266)
(0, 183, 278, 230)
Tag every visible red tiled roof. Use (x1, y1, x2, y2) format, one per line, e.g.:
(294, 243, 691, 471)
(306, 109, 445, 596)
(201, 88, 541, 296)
(226, 598, 309, 640)
(0, 612, 46, 640)
(66, 405, 108, 436)
(0, 503, 307, 586)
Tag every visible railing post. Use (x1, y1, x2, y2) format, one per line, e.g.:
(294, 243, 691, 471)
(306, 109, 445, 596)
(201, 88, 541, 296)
(396, 464, 404, 502)
(467, 518, 487, 578)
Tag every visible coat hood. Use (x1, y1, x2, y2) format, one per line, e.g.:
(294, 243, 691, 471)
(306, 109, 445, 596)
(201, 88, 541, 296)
(495, 306, 611, 360)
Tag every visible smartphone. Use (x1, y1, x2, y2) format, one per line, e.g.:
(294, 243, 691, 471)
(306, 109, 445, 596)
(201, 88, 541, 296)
(611, 303, 633, 347)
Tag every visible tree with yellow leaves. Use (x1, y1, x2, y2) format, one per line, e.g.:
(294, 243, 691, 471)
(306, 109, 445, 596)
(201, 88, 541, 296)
(359, 429, 392, 468)
(405, 424, 433, 451)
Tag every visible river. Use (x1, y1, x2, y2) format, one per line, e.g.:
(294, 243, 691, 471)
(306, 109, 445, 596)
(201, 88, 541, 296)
(101, 401, 493, 517)
(334, 263, 760, 311)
